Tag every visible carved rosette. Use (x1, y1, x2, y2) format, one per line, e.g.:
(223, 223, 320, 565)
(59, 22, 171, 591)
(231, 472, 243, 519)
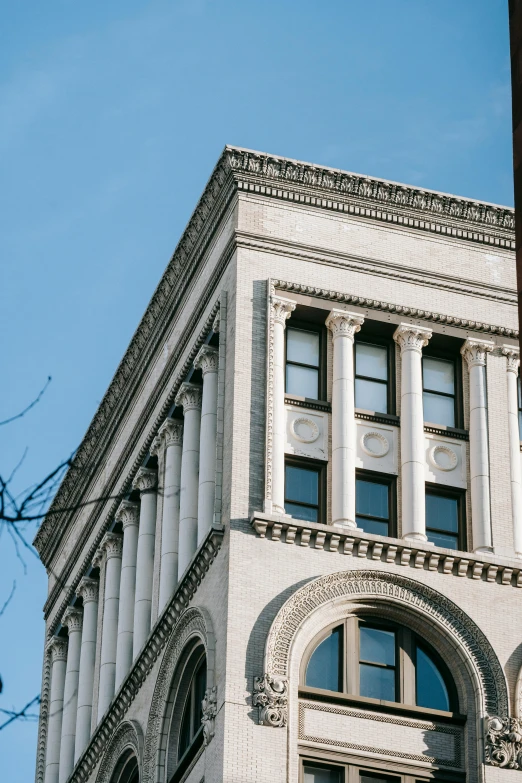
(485, 716, 522, 769)
(61, 606, 83, 633)
(271, 296, 296, 327)
(194, 344, 219, 375)
(253, 674, 288, 727)
(76, 577, 99, 604)
(115, 499, 139, 529)
(101, 532, 123, 560)
(502, 345, 520, 375)
(47, 636, 68, 663)
(201, 685, 217, 745)
(132, 466, 157, 495)
(393, 323, 432, 354)
(325, 309, 365, 342)
(461, 338, 494, 368)
(175, 382, 203, 412)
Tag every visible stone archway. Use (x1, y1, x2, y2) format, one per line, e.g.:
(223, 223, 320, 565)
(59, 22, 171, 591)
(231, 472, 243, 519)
(95, 720, 143, 783)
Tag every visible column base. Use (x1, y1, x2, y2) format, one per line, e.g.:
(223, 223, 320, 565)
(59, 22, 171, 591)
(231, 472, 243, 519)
(474, 545, 494, 554)
(333, 520, 362, 533)
(402, 532, 428, 543)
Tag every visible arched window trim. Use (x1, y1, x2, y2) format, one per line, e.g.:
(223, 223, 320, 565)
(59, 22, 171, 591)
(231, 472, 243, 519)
(300, 615, 461, 718)
(109, 750, 139, 783)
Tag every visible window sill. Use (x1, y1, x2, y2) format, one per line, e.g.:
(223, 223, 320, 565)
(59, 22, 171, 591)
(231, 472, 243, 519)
(298, 686, 466, 724)
(424, 423, 469, 441)
(285, 394, 331, 412)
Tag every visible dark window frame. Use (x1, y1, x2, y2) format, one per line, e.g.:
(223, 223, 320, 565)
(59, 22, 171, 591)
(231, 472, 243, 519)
(425, 483, 466, 552)
(518, 375, 522, 440)
(299, 757, 464, 783)
(285, 321, 327, 402)
(285, 456, 327, 526)
(176, 648, 206, 764)
(354, 334, 396, 416)
(422, 348, 463, 430)
(355, 469, 397, 539)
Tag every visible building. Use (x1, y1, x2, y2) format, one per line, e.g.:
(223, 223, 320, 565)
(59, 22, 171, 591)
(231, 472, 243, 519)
(34, 147, 522, 783)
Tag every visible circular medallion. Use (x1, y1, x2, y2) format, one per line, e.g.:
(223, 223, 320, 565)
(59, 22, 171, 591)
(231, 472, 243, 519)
(361, 431, 390, 458)
(291, 417, 320, 444)
(429, 444, 458, 472)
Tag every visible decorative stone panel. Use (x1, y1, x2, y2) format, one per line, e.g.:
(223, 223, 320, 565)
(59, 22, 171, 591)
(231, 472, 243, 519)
(356, 421, 398, 474)
(425, 434, 466, 489)
(285, 405, 328, 461)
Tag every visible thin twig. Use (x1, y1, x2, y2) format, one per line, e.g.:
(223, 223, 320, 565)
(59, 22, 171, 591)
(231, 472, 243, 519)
(0, 378, 51, 427)
(0, 695, 41, 731)
(0, 581, 16, 617)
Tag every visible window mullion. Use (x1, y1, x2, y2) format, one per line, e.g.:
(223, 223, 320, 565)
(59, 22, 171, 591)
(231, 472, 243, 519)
(401, 629, 415, 706)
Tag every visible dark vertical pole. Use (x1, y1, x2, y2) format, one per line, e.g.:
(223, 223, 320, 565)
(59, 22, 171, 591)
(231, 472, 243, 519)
(509, 0, 522, 331)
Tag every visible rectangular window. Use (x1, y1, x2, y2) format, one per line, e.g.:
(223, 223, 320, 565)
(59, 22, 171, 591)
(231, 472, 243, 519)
(355, 341, 390, 414)
(422, 355, 457, 427)
(303, 763, 343, 783)
(425, 487, 464, 550)
(285, 461, 324, 524)
(286, 326, 322, 399)
(359, 624, 397, 702)
(356, 473, 395, 537)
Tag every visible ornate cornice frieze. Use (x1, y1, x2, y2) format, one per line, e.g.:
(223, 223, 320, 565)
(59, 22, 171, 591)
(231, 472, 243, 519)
(193, 344, 219, 375)
(201, 686, 218, 745)
(115, 499, 139, 529)
(394, 323, 433, 354)
(132, 466, 157, 495)
(485, 716, 522, 769)
(325, 309, 364, 341)
(61, 527, 223, 783)
(62, 606, 83, 633)
(461, 338, 494, 368)
(47, 636, 68, 663)
(76, 577, 99, 605)
(253, 674, 288, 727)
(175, 381, 203, 412)
(502, 345, 520, 374)
(271, 295, 296, 327)
(272, 279, 518, 339)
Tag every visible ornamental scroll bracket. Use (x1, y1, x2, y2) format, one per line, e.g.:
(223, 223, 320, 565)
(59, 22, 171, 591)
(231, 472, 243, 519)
(201, 685, 218, 745)
(485, 716, 522, 769)
(253, 674, 288, 727)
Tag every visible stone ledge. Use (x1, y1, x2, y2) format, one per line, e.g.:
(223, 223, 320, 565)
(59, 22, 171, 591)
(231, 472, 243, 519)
(250, 513, 522, 588)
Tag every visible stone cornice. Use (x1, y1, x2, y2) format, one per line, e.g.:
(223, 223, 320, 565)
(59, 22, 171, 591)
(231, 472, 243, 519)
(62, 526, 223, 783)
(273, 279, 519, 339)
(250, 513, 522, 588)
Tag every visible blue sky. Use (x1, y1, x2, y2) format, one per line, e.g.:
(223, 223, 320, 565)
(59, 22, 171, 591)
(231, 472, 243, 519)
(0, 1, 513, 780)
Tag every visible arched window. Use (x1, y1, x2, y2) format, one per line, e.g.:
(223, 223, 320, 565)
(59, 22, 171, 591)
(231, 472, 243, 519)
(109, 750, 139, 783)
(303, 618, 456, 713)
(177, 652, 207, 760)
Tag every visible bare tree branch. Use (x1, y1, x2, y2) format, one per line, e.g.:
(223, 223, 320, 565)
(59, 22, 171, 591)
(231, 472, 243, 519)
(0, 695, 41, 731)
(0, 377, 51, 427)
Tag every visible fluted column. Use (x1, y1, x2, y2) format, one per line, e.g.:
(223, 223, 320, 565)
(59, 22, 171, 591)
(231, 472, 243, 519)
(97, 533, 123, 721)
(132, 467, 157, 658)
(175, 383, 203, 578)
(326, 310, 365, 528)
(45, 637, 68, 783)
(270, 296, 296, 514)
(194, 345, 219, 544)
(58, 608, 82, 783)
(502, 346, 522, 556)
(114, 500, 139, 686)
(74, 578, 98, 761)
(155, 419, 184, 612)
(394, 324, 432, 542)
(461, 338, 494, 553)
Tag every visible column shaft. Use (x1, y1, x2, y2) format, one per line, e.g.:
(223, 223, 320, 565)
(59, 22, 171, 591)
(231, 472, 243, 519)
(271, 297, 296, 514)
(97, 534, 123, 721)
(132, 467, 157, 658)
(74, 579, 99, 762)
(176, 383, 203, 578)
(503, 347, 522, 555)
(156, 420, 183, 612)
(44, 638, 68, 783)
(462, 339, 494, 552)
(115, 501, 139, 686)
(58, 609, 83, 783)
(194, 346, 219, 544)
(394, 324, 432, 541)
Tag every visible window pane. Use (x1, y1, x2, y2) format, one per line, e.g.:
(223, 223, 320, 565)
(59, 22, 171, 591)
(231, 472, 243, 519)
(423, 391, 455, 427)
(287, 329, 320, 366)
(360, 663, 396, 701)
(360, 627, 395, 665)
(178, 695, 192, 759)
(423, 357, 455, 394)
(356, 480, 388, 519)
(304, 764, 342, 783)
(426, 494, 458, 533)
(286, 364, 319, 398)
(306, 627, 342, 692)
(355, 378, 388, 414)
(193, 659, 207, 730)
(356, 516, 389, 536)
(426, 530, 458, 549)
(416, 646, 450, 711)
(360, 775, 399, 783)
(285, 502, 318, 523)
(286, 465, 318, 505)
(356, 343, 388, 381)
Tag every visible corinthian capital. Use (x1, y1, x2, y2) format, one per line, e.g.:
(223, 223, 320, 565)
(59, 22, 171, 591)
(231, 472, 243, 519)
(62, 606, 83, 633)
(393, 323, 432, 354)
(502, 345, 520, 374)
(132, 466, 157, 494)
(194, 344, 219, 375)
(325, 309, 364, 341)
(76, 577, 99, 604)
(175, 382, 203, 412)
(115, 499, 139, 529)
(101, 532, 123, 560)
(271, 296, 296, 327)
(159, 418, 183, 447)
(47, 636, 68, 663)
(461, 338, 494, 368)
